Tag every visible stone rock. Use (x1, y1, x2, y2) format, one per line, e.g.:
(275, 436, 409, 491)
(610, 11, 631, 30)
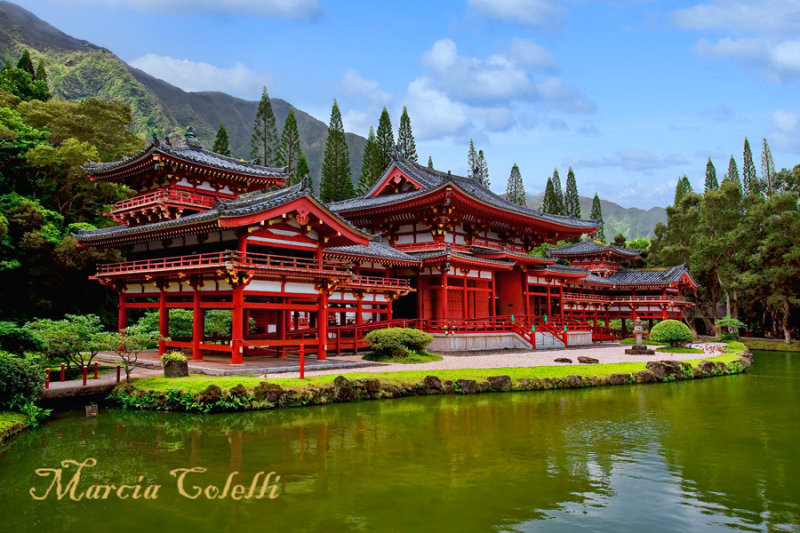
(423, 375, 443, 392)
(577, 356, 599, 364)
(228, 384, 249, 398)
(163, 359, 188, 378)
(554, 357, 572, 363)
(739, 356, 752, 370)
(194, 385, 223, 404)
(624, 345, 655, 355)
(253, 382, 284, 403)
(633, 370, 657, 383)
(443, 380, 456, 394)
(566, 375, 583, 388)
(518, 378, 534, 390)
(487, 375, 512, 392)
(645, 360, 682, 380)
(333, 375, 355, 401)
(607, 373, 629, 386)
(540, 378, 554, 389)
(479, 381, 491, 392)
(360, 379, 381, 394)
(456, 379, 480, 394)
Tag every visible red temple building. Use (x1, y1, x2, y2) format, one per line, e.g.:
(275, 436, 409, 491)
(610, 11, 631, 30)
(75, 132, 696, 363)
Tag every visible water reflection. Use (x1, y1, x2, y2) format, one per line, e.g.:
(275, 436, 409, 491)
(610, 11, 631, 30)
(0, 351, 797, 532)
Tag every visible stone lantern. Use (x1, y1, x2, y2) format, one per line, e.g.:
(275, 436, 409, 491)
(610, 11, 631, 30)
(624, 318, 655, 355)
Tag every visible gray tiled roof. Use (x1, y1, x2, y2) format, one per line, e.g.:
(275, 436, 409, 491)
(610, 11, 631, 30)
(408, 248, 515, 267)
(470, 246, 555, 263)
(548, 240, 640, 258)
(328, 159, 598, 231)
(583, 265, 693, 286)
(325, 239, 420, 264)
(84, 139, 288, 179)
(532, 264, 591, 276)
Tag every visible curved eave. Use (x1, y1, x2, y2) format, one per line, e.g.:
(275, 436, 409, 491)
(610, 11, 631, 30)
(76, 220, 220, 248)
(419, 253, 514, 271)
(323, 252, 421, 267)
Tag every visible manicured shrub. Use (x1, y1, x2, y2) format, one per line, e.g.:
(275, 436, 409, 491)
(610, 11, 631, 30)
(0, 352, 45, 409)
(0, 321, 42, 355)
(649, 319, 693, 347)
(137, 309, 194, 338)
(364, 328, 433, 358)
(160, 351, 187, 364)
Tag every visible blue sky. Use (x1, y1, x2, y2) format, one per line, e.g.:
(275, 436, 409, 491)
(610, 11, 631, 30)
(13, 0, 800, 208)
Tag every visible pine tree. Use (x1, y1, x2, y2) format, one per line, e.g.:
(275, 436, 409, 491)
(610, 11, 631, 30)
(319, 100, 354, 202)
(590, 193, 605, 241)
(357, 126, 382, 194)
(397, 106, 417, 162)
(250, 86, 278, 166)
(34, 59, 47, 82)
(467, 139, 478, 179)
(427, 155, 434, 169)
(276, 109, 301, 176)
(551, 168, 564, 215)
(704, 157, 718, 192)
(16, 50, 34, 75)
(477, 150, 489, 187)
(564, 167, 580, 217)
(674, 175, 693, 205)
(723, 155, 740, 186)
(375, 107, 394, 172)
(212, 123, 231, 156)
(542, 177, 556, 214)
(505, 163, 526, 206)
(295, 152, 312, 193)
(742, 137, 757, 196)
(761, 137, 775, 197)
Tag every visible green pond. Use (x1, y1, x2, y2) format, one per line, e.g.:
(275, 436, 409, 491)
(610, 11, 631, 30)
(0, 350, 798, 532)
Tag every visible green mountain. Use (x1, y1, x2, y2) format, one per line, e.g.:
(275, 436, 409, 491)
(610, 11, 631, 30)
(527, 193, 666, 239)
(0, 1, 366, 191)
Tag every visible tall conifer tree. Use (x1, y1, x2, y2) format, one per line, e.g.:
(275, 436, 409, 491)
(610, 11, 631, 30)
(477, 150, 489, 187)
(34, 59, 47, 82)
(542, 177, 556, 214)
(674, 175, 693, 205)
(357, 126, 382, 194)
(761, 137, 775, 197)
(506, 163, 525, 206)
(427, 155, 434, 169)
(212, 123, 231, 156)
(250, 86, 278, 165)
(295, 152, 312, 193)
(724, 155, 740, 186)
(375, 107, 394, 172)
(467, 139, 478, 179)
(704, 157, 718, 192)
(564, 167, 580, 217)
(397, 106, 417, 162)
(590, 193, 605, 241)
(16, 50, 34, 75)
(319, 100, 354, 202)
(551, 168, 564, 215)
(742, 137, 757, 196)
(276, 109, 301, 176)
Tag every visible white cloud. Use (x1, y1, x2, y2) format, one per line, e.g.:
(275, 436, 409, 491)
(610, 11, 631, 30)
(339, 69, 392, 105)
(55, 0, 322, 20)
(404, 78, 471, 140)
(770, 109, 800, 153)
(674, 1, 800, 82)
(671, 0, 800, 34)
(507, 38, 556, 70)
(467, 0, 565, 28)
(569, 149, 687, 173)
(128, 54, 271, 97)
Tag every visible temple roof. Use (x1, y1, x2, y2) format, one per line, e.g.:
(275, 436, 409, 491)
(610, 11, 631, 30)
(325, 239, 421, 265)
(84, 135, 288, 182)
(329, 158, 598, 232)
(408, 247, 515, 269)
(582, 265, 695, 287)
(74, 182, 366, 246)
(548, 240, 640, 259)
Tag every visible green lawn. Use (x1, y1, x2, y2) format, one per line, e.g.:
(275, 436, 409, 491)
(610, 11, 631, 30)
(655, 346, 705, 354)
(0, 411, 27, 441)
(742, 339, 800, 352)
(362, 351, 443, 364)
(620, 338, 669, 346)
(131, 352, 747, 394)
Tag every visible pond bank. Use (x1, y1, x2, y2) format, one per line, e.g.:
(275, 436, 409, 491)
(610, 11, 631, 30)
(111, 346, 752, 413)
(0, 411, 28, 444)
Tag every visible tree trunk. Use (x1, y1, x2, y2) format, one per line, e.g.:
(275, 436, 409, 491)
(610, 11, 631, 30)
(783, 298, 792, 345)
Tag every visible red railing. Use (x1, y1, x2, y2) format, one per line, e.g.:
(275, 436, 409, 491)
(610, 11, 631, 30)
(395, 240, 528, 254)
(96, 250, 351, 277)
(110, 188, 217, 213)
(340, 275, 412, 290)
(562, 292, 692, 305)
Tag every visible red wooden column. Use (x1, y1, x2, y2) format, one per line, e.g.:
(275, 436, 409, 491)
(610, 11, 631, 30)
(546, 284, 552, 317)
(277, 307, 287, 358)
(522, 269, 531, 319)
(158, 288, 169, 356)
(490, 272, 496, 317)
(439, 267, 449, 320)
(192, 288, 204, 361)
(318, 289, 328, 360)
(559, 284, 564, 317)
(417, 275, 425, 320)
(384, 268, 393, 322)
(118, 293, 128, 332)
(462, 272, 468, 320)
(231, 285, 244, 365)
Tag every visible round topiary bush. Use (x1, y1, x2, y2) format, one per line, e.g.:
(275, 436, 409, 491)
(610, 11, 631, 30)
(649, 319, 693, 347)
(364, 328, 433, 359)
(0, 352, 45, 409)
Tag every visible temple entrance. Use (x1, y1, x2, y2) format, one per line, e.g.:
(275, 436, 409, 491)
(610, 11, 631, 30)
(393, 278, 417, 319)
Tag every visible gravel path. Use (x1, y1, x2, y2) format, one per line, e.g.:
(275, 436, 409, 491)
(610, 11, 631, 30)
(269, 343, 727, 379)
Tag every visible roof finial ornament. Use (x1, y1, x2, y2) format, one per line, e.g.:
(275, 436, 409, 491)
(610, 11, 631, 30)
(300, 175, 309, 191)
(164, 135, 172, 147)
(151, 133, 160, 146)
(391, 144, 403, 161)
(185, 126, 195, 139)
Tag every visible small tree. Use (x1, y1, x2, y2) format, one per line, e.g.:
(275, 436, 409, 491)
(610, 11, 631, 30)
(590, 193, 605, 241)
(564, 167, 580, 217)
(212, 123, 231, 156)
(427, 155, 434, 169)
(25, 314, 111, 368)
(649, 319, 693, 347)
(613, 233, 626, 247)
(717, 316, 746, 340)
(397, 106, 417, 162)
(116, 324, 162, 382)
